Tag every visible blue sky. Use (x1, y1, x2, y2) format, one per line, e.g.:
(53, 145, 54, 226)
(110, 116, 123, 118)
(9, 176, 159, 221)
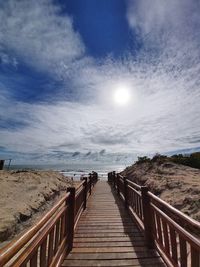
(0, 0, 200, 164)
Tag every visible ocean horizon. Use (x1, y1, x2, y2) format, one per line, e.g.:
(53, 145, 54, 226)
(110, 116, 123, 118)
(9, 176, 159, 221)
(6, 163, 128, 180)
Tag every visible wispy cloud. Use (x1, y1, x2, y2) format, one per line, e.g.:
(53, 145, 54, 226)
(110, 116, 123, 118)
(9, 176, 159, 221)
(0, 0, 85, 76)
(0, 0, 200, 164)
(126, 0, 200, 41)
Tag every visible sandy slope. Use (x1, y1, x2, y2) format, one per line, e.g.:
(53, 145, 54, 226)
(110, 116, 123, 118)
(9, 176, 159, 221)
(121, 161, 200, 222)
(0, 170, 74, 244)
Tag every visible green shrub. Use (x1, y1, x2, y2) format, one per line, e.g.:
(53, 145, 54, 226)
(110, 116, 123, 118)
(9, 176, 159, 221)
(137, 156, 151, 164)
(171, 152, 200, 169)
(135, 152, 200, 169)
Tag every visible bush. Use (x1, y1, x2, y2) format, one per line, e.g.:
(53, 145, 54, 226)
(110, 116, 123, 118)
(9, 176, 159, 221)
(171, 152, 200, 169)
(135, 152, 200, 169)
(137, 156, 151, 164)
(152, 153, 167, 164)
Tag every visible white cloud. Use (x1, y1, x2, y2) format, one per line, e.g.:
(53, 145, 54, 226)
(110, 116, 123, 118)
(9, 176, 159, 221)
(1, 58, 200, 162)
(0, 0, 200, 164)
(1, 48, 200, 162)
(0, 0, 85, 76)
(126, 0, 198, 36)
(0, 51, 18, 68)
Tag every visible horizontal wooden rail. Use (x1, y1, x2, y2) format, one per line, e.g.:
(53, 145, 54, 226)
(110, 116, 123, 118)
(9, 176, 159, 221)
(148, 192, 200, 234)
(0, 172, 98, 267)
(108, 171, 200, 267)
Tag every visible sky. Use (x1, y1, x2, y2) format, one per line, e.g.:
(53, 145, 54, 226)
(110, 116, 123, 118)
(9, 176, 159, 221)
(0, 0, 200, 165)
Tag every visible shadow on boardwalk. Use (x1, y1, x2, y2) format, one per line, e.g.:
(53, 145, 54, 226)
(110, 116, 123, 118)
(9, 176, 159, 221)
(109, 181, 166, 266)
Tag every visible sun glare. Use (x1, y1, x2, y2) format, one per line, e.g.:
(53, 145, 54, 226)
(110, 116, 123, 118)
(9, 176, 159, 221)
(113, 86, 131, 106)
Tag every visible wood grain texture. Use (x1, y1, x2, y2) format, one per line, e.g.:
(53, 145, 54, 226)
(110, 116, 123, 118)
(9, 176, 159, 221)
(61, 181, 166, 267)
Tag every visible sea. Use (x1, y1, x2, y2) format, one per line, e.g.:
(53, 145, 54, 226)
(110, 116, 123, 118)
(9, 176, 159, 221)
(8, 163, 128, 181)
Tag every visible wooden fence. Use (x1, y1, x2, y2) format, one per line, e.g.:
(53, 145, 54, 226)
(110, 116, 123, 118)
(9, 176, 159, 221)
(108, 171, 200, 267)
(0, 172, 98, 267)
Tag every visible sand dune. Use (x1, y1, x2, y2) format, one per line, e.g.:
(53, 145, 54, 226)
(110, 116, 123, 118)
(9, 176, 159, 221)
(0, 170, 73, 245)
(121, 161, 200, 222)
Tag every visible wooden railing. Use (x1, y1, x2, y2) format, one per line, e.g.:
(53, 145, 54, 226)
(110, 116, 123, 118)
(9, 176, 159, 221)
(108, 171, 200, 267)
(0, 172, 98, 267)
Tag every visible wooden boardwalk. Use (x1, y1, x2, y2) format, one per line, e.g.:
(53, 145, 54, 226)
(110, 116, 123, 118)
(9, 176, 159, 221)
(62, 181, 166, 267)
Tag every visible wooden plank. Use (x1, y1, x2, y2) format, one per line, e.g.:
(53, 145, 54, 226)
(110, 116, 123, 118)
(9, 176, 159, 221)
(62, 257, 165, 266)
(162, 220, 170, 255)
(191, 246, 200, 267)
(76, 226, 138, 230)
(79, 217, 133, 220)
(78, 221, 136, 225)
(78, 226, 136, 230)
(79, 218, 131, 221)
(83, 210, 126, 213)
(79, 218, 132, 221)
(54, 220, 60, 254)
(48, 228, 54, 265)
(155, 212, 163, 246)
(30, 250, 38, 267)
(76, 222, 135, 226)
(73, 241, 145, 247)
(67, 251, 159, 260)
(74, 236, 145, 242)
(71, 247, 155, 253)
(81, 215, 127, 219)
(40, 238, 47, 267)
(61, 181, 167, 267)
(179, 236, 187, 267)
(75, 229, 140, 233)
(169, 226, 178, 264)
(74, 232, 143, 238)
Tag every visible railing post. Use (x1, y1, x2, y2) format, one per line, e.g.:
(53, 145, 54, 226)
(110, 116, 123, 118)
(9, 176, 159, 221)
(108, 172, 112, 184)
(83, 177, 87, 210)
(0, 160, 5, 170)
(141, 186, 154, 248)
(93, 171, 98, 183)
(89, 174, 92, 195)
(67, 187, 75, 252)
(117, 173, 120, 195)
(113, 171, 116, 189)
(123, 176, 128, 208)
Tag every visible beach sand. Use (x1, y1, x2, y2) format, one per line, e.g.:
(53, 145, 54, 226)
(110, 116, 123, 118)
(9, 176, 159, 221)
(0, 170, 75, 245)
(1, 164, 199, 246)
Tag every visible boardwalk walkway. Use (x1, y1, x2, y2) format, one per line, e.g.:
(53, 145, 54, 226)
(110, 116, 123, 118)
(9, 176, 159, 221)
(62, 181, 166, 267)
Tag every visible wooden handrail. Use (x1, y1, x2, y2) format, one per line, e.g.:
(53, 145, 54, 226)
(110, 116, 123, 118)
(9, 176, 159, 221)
(0, 192, 70, 266)
(0, 172, 98, 267)
(108, 171, 200, 267)
(119, 174, 141, 190)
(11, 206, 67, 266)
(151, 203, 200, 249)
(148, 191, 200, 233)
(75, 180, 85, 191)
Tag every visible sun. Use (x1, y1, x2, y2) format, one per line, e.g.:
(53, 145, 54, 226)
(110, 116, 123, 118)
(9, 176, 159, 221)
(113, 85, 131, 106)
